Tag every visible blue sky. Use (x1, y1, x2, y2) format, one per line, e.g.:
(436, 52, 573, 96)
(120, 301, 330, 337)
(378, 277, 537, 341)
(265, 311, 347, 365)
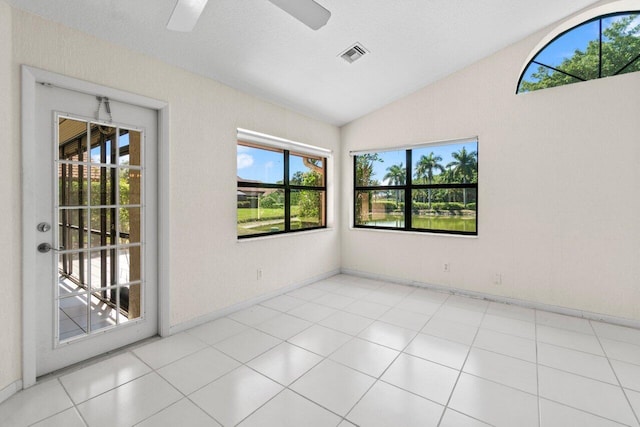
(237, 145, 317, 183)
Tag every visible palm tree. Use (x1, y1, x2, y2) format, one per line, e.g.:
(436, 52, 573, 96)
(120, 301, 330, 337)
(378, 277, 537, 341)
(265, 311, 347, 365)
(383, 163, 406, 206)
(415, 152, 444, 208)
(446, 147, 477, 206)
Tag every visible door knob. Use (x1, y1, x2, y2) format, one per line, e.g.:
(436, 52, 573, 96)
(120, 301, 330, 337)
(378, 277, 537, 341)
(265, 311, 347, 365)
(37, 222, 51, 232)
(37, 243, 61, 253)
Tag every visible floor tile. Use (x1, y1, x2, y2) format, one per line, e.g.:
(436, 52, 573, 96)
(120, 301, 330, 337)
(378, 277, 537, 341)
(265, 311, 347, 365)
(538, 365, 637, 426)
(338, 421, 357, 427)
(60, 352, 151, 404)
(592, 321, 640, 346)
(408, 287, 449, 304)
(611, 359, 640, 392)
(439, 409, 492, 426)
(381, 353, 458, 405)
(331, 283, 373, 299)
(286, 286, 327, 301)
(77, 373, 182, 427)
(363, 290, 405, 306)
(287, 302, 337, 322)
(254, 313, 312, 340)
(157, 347, 240, 394)
(358, 321, 418, 350)
(190, 366, 283, 426)
(539, 398, 628, 427)
(290, 359, 375, 416)
(313, 293, 357, 310)
(537, 325, 605, 355)
(247, 342, 322, 385)
(422, 317, 478, 345)
(444, 295, 489, 312)
(132, 333, 207, 369)
(473, 328, 536, 362)
(449, 373, 538, 427)
(394, 297, 441, 316)
(600, 338, 640, 365)
(136, 398, 220, 426)
(31, 408, 86, 427)
(288, 324, 351, 356)
(319, 310, 374, 335)
(346, 381, 444, 427)
(463, 348, 537, 394)
(330, 337, 399, 377)
(378, 308, 430, 331)
(343, 299, 391, 319)
(238, 389, 341, 427)
(213, 328, 281, 363)
(405, 333, 469, 369)
(260, 295, 306, 312)
(0, 379, 72, 426)
(537, 342, 617, 384)
(536, 311, 594, 334)
(432, 305, 485, 327)
(626, 389, 640, 421)
(228, 305, 281, 326)
(480, 314, 536, 339)
(186, 317, 248, 345)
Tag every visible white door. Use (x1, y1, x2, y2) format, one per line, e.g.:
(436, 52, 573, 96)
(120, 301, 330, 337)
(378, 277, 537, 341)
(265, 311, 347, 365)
(34, 84, 158, 376)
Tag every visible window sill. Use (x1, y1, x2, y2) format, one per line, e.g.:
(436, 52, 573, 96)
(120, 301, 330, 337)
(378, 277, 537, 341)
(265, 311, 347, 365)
(349, 226, 478, 239)
(237, 227, 334, 243)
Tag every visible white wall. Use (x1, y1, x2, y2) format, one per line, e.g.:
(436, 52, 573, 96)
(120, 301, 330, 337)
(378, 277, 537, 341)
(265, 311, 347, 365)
(341, 12, 640, 322)
(1, 5, 340, 391)
(0, 0, 21, 395)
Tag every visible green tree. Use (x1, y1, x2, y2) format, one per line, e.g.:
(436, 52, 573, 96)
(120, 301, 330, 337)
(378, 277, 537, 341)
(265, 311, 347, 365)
(383, 163, 406, 207)
(355, 154, 382, 223)
(447, 147, 477, 206)
(520, 15, 640, 92)
(415, 152, 444, 208)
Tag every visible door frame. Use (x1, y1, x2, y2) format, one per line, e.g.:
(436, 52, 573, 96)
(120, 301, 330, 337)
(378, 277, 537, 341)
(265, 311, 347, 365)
(21, 66, 171, 388)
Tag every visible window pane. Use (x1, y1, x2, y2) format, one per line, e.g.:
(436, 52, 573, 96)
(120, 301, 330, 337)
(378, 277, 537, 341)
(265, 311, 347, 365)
(290, 153, 325, 187)
(414, 143, 477, 185)
(534, 20, 600, 81)
(291, 189, 325, 230)
(355, 190, 405, 228)
(411, 188, 476, 233)
(237, 187, 285, 236)
(237, 144, 284, 184)
(602, 14, 640, 77)
(518, 63, 583, 92)
(355, 150, 405, 187)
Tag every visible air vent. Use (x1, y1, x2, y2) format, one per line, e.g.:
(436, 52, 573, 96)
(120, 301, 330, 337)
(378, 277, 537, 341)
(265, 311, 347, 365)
(339, 43, 369, 63)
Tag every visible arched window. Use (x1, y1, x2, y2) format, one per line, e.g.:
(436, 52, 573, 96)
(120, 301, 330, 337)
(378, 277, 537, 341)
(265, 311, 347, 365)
(517, 11, 640, 93)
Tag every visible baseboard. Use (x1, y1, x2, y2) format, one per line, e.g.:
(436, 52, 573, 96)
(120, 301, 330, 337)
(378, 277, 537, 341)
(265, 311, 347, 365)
(341, 268, 640, 330)
(169, 268, 341, 335)
(0, 379, 23, 405)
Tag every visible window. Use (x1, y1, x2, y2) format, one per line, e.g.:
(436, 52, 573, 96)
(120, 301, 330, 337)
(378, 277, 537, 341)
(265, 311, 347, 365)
(237, 129, 329, 238)
(518, 11, 640, 93)
(353, 138, 477, 235)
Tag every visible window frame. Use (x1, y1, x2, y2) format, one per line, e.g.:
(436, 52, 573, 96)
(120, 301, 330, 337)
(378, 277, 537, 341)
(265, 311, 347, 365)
(517, 11, 640, 94)
(352, 139, 478, 236)
(237, 134, 329, 239)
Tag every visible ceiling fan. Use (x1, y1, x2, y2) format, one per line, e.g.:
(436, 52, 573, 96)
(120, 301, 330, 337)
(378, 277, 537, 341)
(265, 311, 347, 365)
(167, 0, 331, 32)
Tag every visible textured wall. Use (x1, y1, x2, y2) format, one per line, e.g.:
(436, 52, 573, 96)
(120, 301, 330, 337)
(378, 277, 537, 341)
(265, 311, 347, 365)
(341, 5, 640, 322)
(4, 4, 340, 392)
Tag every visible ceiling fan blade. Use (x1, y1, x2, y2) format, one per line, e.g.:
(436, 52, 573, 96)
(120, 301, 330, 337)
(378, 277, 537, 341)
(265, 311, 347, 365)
(167, 0, 209, 32)
(267, 0, 331, 30)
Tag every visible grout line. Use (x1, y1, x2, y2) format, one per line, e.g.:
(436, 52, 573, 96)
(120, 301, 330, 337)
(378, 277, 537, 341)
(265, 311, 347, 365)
(534, 309, 541, 427)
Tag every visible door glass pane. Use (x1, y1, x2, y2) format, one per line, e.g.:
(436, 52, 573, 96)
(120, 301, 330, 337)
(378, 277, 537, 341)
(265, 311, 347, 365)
(59, 163, 88, 206)
(119, 129, 142, 166)
(58, 252, 89, 293)
(58, 294, 88, 341)
(120, 168, 141, 205)
(90, 123, 117, 165)
(58, 117, 88, 162)
(89, 249, 116, 290)
(121, 284, 141, 321)
(59, 209, 88, 251)
(89, 167, 116, 206)
(119, 207, 141, 244)
(89, 208, 116, 248)
(90, 290, 118, 332)
(119, 246, 141, 283)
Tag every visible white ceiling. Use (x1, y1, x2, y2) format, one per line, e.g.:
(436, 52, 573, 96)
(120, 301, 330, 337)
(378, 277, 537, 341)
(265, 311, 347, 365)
(7, 0, 600, 125)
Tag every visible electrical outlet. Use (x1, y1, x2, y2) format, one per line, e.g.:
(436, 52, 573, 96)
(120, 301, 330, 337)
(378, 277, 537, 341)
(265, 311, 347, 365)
(494, 273, 502, 285)
(443, 263, 450, 273)
(257, 268, 263, 280)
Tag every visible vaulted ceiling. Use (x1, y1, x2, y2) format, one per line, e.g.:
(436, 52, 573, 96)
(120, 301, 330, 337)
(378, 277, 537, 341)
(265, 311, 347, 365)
(7, 0, 600, 125)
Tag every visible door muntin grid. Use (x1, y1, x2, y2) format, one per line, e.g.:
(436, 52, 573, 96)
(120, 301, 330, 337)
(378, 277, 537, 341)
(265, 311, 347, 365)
(55, 114, 145, 344)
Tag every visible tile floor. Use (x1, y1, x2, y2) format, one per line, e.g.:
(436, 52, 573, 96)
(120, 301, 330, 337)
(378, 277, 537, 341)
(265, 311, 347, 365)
(2, 274, 640, 426)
